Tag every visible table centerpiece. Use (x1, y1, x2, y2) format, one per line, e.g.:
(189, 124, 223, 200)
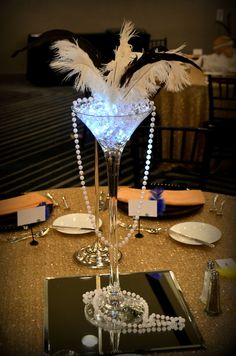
(50, 20, 199, 330)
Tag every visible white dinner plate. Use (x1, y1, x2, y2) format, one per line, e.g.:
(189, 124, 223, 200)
(53, 213, 102, 235)
(169, 222, 221, 246)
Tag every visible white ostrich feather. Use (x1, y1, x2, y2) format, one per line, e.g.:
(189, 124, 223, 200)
(167, 43, 187, 54)
(104, 20, 137, 88)
(50, 40, 107, 96)
(164, 61, 190, 91)
(122, 51, 191, 101)
(50, 22, 197, 104)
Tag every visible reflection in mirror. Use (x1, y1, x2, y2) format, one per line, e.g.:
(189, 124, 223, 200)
(44, 270, 205, 355)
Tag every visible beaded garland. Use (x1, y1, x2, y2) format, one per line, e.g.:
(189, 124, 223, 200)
(83, 287, 185, 332)
(71, 97, 156, 248)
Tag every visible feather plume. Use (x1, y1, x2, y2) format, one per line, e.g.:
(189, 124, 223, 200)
(167, 43, 187, 53)
(122, 61, 191, 101)
(50, 40, 106, 96)
(49, 21, 202, 104)
(104, 20, 137, 88)
(119, 47, 201, 100)
(120, 47, 200, 87)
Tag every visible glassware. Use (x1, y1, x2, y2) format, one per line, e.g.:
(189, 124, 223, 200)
(204, 269, 222, 316)
(74, 140, 121, 268)
(73, 98, 152, 329)
(200, 260, 215, 304)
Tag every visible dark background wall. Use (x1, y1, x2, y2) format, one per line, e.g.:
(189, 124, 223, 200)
(0, 0, 235, 75)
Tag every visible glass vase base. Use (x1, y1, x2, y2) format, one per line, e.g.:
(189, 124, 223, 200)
(74, 242, 122, 268)
(83, 287, 149, 330)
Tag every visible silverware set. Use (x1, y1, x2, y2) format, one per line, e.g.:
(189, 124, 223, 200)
(5, 225, 95, 243)
(6, 227, 50, 243)
(209, 194, 225, 215)
(47, 190, 108, 211)
(46, 192, 59, 206)
(118, 221, 166, 234)
(46, 192, 70, 210)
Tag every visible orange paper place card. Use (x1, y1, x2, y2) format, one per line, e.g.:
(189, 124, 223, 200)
(118, 187, 205, 206)
(0, 192, 52, 216)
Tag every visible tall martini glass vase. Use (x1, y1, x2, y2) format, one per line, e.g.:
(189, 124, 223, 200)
(72, 97, 153, 329)
(73, 140, 111, 268)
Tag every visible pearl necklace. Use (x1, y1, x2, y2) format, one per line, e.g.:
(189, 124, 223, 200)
(83, 287, 185, 332)
(71, 98, 156, 248)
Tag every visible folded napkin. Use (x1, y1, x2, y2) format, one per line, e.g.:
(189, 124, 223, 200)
(118, 187, 205, 206)
(0, 192, 52, 216)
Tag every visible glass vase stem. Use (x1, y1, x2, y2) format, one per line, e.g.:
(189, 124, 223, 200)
(94, 140, 100, 234)
(105, 149, 122, 290)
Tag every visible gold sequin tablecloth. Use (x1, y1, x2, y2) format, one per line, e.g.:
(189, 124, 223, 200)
(154, 67, 209, 127)
(0, 187, 236, 355)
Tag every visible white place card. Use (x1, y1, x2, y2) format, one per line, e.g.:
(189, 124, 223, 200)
(17, 206, 46, 226)
(215, 258, 236, 269)
(128, 199, 157, 218)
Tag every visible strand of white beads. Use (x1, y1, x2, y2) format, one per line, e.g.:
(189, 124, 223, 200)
(71, 98, 156, 248)
(82, 288, 185, 332)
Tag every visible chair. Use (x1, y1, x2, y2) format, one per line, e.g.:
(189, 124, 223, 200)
(130, 125, 212, 190)
(205, 74, 236, 173)
(149, 37, 168, 50)
(207, 74, 236, 124)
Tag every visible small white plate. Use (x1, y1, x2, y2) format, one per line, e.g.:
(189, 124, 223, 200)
(53, 213, 102, 235)
(169, 222, 221, 246)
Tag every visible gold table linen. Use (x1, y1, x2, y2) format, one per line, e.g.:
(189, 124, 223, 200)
(0, 187, 236, 355)
(154, 67, 209, 127)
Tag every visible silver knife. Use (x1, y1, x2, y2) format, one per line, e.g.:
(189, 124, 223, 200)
(169, 229, 215, 248)
(52, 224, 95, 231)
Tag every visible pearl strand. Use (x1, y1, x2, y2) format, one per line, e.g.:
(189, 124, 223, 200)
(82, 288, 185, 332)
(71, 98, 156, 248)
